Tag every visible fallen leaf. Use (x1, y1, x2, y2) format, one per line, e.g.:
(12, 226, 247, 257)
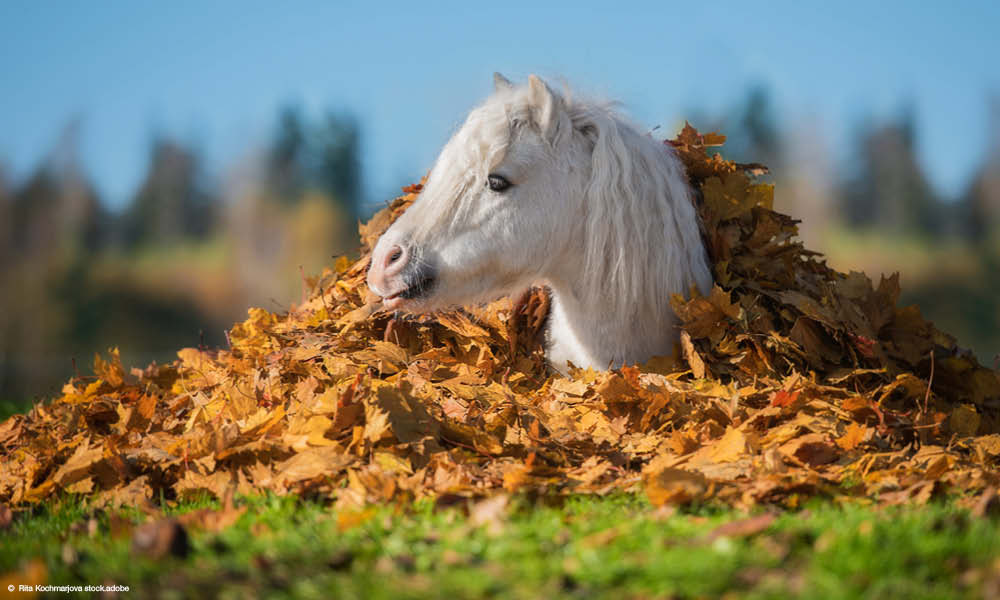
(836, 423, 868, 451)
(779, 433, 839, 467)
(644, 467, 707, 506)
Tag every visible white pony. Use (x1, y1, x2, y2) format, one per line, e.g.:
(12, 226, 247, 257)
(367, 73, 712, 373)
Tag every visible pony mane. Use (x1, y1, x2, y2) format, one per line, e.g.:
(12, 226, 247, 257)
(561, 94, 712, 336)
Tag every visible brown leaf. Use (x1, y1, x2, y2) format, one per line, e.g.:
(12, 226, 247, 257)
(440, 420, 503, 455)
(94, 348, 126, 387)
(51, 441, 104, 489)
(275, 448, 354, 485)
(972, 434, 1000, 460)
(779, 434, 839, 467)
(770, 389, 800, 409)
(880, 481, 936, 506)
(96, 475, 153, 509)
(176, 470, 233, 500)
(371, 382, 441, 445)
(644, 467, 707, 506)
(789, 318, 842, 366)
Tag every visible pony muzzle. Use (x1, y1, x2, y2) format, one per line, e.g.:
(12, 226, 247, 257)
(368, 241, 437, 309)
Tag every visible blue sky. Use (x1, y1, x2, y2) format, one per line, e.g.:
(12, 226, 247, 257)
(1, 1, 997, 209)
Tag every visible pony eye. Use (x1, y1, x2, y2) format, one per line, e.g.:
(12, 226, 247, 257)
(487, 174, 512, 192)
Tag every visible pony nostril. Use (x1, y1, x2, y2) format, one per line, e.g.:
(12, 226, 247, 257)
(389, 247, 403, 264)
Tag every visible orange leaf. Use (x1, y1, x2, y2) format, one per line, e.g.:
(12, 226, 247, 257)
(836, 423, 868, 451)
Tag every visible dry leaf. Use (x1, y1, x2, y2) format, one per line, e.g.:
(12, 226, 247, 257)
(836, 423, 868, 450)
(644, 467, 707, 506)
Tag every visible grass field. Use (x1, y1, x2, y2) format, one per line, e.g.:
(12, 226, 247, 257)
(3, 494, 999, 599)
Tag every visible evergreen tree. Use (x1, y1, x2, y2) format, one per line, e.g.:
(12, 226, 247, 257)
(729, 84, 782, 171)
(8, 120, 104, 255)
(840, 107, 943, 235)
(263, 107, 362, 215)
(960, 97, 1000, 242)
(312, 111, 361, 216)
(123, 138, 215, 246)
(267, 106, 307, 203)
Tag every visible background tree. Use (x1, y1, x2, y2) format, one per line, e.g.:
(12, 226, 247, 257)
(1, 121, 106, 400)
(122, 138, 216, 247)
(311, 111, 362, 217)
(264, 107, 362, 216)
(725, 84, 783, 173)
(839, 106, 944, 235)
(266, 106, 307, 204)
(960, 97, 1000, 243)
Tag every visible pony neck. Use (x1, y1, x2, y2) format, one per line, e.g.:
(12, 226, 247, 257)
(543, 272, 678, 374)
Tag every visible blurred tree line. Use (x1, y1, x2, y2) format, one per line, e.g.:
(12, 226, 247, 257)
(0, 107, 362, 403)
(701, 87, 1000, 243)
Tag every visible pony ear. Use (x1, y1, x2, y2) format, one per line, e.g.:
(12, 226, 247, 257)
(493, 72, 513, 91)
(527, 74, 564, 142)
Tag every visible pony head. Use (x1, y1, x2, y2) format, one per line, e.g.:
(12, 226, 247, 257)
(368, 73, 587, 311)
(367, 73, 712, 370)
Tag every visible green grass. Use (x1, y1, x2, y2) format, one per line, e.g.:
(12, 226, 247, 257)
(2, 494, 999, 599)
(0, 398, 28, 421)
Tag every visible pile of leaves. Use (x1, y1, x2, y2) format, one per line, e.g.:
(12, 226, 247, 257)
(2, 126, 999, 513)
